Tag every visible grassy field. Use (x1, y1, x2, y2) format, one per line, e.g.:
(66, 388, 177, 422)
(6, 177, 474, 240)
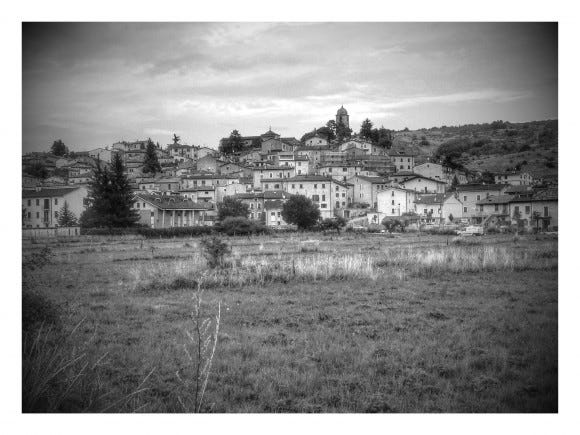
(22, 232, 558, 413)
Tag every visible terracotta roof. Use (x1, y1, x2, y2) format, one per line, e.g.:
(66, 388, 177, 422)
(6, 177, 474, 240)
(414, 193, 446, 205)
(476, 195, 512, 205)
(400, 175, 447, 184)
(355, 175, 390, 184)
(510, 188, 558, 203)
(285, 175, 334, 183)
(22, 187, 81, 198)
(135, 193, 214, 210)
(264, 199, 286, 210)
(456, 183, 506, 192)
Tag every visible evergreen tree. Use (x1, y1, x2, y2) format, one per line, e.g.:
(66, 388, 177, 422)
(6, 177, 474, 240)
(143, 138, 162, 175)
(172, 133, 181, 145)
(360, 118, 374, 140)
(57, 201, 78, 227)
(80, 154, 139, 228)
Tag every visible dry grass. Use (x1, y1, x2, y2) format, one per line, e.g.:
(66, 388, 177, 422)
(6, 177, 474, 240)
(22, 233, 558, 412)
(132, 243, 557, 292)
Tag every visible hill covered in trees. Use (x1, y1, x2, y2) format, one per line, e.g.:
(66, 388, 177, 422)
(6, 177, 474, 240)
(392, 119, 558, 180)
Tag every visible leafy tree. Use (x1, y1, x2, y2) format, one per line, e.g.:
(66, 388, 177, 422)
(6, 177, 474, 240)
(281, 195, 321, 230)
(381, 217, 404, 233)
(50, 139, 68, 156)
(80, 153, 139, 228)
(319, 217, 346, 234)
(57, 201, 78, 227)
(143, 138, 162, 175)
(172, 134, 181, 145)
(219, 130, 244, 154)
(24, 162, 48, 179)
(360, 118, 374, 140)
(218, 197, 249, 221)
(336, 122, 352, 142)
(251, 137, 262, 148)
(326, 120, 337, 136)
(218, 216, 267, 236)
(480, 170, 495, 184)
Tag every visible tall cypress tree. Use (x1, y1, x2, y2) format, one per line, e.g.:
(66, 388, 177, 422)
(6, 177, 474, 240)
(80, 155, 139, 228)
(143, 138, 162, 175)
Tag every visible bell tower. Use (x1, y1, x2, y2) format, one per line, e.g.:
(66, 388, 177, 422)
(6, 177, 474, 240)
(336, 105, 349, 128)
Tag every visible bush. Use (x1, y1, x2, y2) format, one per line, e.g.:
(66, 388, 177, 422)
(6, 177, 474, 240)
(22, 290, 61, 332)
(486, 226, 501, 234)
(318, 217, 346, 234)
(200, 236, 231, 268)
(421, 227, 458, 236)
(217, 217, 269, 236)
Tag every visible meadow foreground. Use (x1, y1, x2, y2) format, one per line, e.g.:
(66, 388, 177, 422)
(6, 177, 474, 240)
(22, 232, 558, 412)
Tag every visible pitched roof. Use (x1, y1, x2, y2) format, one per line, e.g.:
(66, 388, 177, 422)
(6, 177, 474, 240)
(135, 193, 214, 210)
(476, 195, 512, 205)
(456, 183, 506, 192)
(414, 193, 446, 205)
(355, 175, 390, 184)
(264, 199, 286, 210)
(400, 175, 447, 184)
(285, 175, 334, 183)
(22, 187, 81, 198)
(509, 188, 558, 203)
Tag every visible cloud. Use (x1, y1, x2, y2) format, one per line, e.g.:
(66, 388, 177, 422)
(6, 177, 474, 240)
(22, 23, 557, 152)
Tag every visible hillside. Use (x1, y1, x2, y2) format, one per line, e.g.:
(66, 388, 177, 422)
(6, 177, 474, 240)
(392, 120, 558, 181)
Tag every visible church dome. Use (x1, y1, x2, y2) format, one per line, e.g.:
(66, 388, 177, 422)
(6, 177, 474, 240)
(336, 105, 348, 116)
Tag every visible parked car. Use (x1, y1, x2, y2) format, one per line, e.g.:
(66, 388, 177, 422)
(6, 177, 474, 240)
(458, 225, 484, 236)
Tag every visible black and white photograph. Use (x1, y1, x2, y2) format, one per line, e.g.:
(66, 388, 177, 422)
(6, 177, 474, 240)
(6, 1, 576, 429)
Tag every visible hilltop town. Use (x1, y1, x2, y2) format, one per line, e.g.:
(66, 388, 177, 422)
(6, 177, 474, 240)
(22, 106, 558, 233)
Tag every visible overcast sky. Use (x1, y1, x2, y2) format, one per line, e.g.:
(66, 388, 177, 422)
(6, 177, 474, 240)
(22, 22, 557, 153)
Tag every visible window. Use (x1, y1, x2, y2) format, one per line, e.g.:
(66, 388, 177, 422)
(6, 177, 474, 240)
(137, 203, 140, 208)
(336, 201, 340, 208)
(476, 195, 481, 201)
(494, 204, 499, 212)
(27, 200, 31, 206)
(277, 212, 281, 217)
(544, 206, 549, 217)
(292, 184, 295, 189)
(514, 206, 519, 213)
(424, 208, 428, 214)
(250, 203, 254, 209)
(392, 200, 395, 205)
(55, 198, 58, 205)
(320, 204, 327, 208)
(392, 209, 395, 214)
(322, 195, 326, 201)
(265, 184, 269, 189)
(274, 184, 280, 189)
(312, 195, 319, 202)
(322, 184, 325, 188)
(314, 184, 317, 189)
(343, 167, 347, 172)
(54, 211, 58, 218)
(271, 212, 275, 216)
(27, 212, 31, 219)
(299, 184, 303, 189)
(525, 206, 530, 214)
(391, 191, 394, 197)
(36, 199, 39, 206)
(463, 207, 467, 213)
(36, 212, 40, 218)
(463, 196, 467, 202)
